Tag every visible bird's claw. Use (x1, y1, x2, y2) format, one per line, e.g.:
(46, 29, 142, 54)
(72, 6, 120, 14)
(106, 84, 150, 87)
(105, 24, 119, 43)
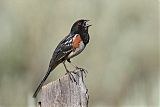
(65, 67, 87, 85)
(66, 72, 78, 84)
(76, 67, 88, 77)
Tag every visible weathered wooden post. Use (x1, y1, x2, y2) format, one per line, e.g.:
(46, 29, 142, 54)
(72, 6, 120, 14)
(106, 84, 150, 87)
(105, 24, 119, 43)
(37, 69, 89, 107)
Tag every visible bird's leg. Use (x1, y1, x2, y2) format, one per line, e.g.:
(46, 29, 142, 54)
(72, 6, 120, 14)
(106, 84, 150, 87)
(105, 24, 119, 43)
(67, 59, 88, 77)
(67, 59, 78, 69)
(63, 61, 76, 83)
(63, 61, 70, 72)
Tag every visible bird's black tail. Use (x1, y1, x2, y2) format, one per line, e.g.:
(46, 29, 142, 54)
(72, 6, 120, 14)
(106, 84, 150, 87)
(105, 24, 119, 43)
(33, 64, 58, 98)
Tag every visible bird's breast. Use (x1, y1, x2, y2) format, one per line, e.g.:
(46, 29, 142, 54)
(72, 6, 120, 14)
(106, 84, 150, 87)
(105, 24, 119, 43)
(72, 34, 82, 48)
(67, 34, 85, 59)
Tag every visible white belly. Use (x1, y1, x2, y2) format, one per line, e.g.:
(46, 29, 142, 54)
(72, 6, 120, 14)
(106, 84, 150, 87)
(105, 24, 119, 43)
(67, 41, 85, 59)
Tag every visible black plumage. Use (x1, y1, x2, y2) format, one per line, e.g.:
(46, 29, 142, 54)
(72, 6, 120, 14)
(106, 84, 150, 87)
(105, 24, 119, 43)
(33, 19, 91, 98)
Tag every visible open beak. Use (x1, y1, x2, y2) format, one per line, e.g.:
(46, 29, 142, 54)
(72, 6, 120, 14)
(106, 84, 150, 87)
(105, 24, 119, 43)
(87, 24, 92, 27)
(85, 20, 92, 27)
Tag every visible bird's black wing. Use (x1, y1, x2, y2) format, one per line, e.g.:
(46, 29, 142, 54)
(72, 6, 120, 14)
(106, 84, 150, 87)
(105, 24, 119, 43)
(49, 34, 74, 68)
(33, 34, 74, 98)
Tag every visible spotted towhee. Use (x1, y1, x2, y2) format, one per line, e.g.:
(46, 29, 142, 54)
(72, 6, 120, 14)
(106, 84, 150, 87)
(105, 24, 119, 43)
(33, 19, 91, 98)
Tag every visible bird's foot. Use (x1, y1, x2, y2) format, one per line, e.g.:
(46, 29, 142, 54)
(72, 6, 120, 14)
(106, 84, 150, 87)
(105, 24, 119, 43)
(74, 67, 88, 77)
(65, 71, 78, 84)
(71, 67, 88, 84)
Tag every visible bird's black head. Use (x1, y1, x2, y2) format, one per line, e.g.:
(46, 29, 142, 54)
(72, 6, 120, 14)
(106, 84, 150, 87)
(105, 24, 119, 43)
(70, 19, 91, 34)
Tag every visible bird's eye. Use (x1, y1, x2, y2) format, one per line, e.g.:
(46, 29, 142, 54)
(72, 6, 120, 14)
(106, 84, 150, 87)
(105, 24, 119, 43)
(78, 22, 81, 25)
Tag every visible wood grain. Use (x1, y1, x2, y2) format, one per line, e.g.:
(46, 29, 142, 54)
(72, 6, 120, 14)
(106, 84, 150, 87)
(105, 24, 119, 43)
(40, 69, 89, 107)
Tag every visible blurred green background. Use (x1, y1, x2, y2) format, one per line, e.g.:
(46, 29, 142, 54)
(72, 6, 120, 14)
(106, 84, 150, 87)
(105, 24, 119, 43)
(0, 0, 158, 107)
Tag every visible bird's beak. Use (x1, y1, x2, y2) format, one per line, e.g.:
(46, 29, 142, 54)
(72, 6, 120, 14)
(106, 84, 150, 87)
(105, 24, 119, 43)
(87, 24, 92, 27)
(85, 20, 92, 27)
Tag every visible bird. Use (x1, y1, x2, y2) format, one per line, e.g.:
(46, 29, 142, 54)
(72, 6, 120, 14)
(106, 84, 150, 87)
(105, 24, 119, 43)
(33, 19, 91, 98)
